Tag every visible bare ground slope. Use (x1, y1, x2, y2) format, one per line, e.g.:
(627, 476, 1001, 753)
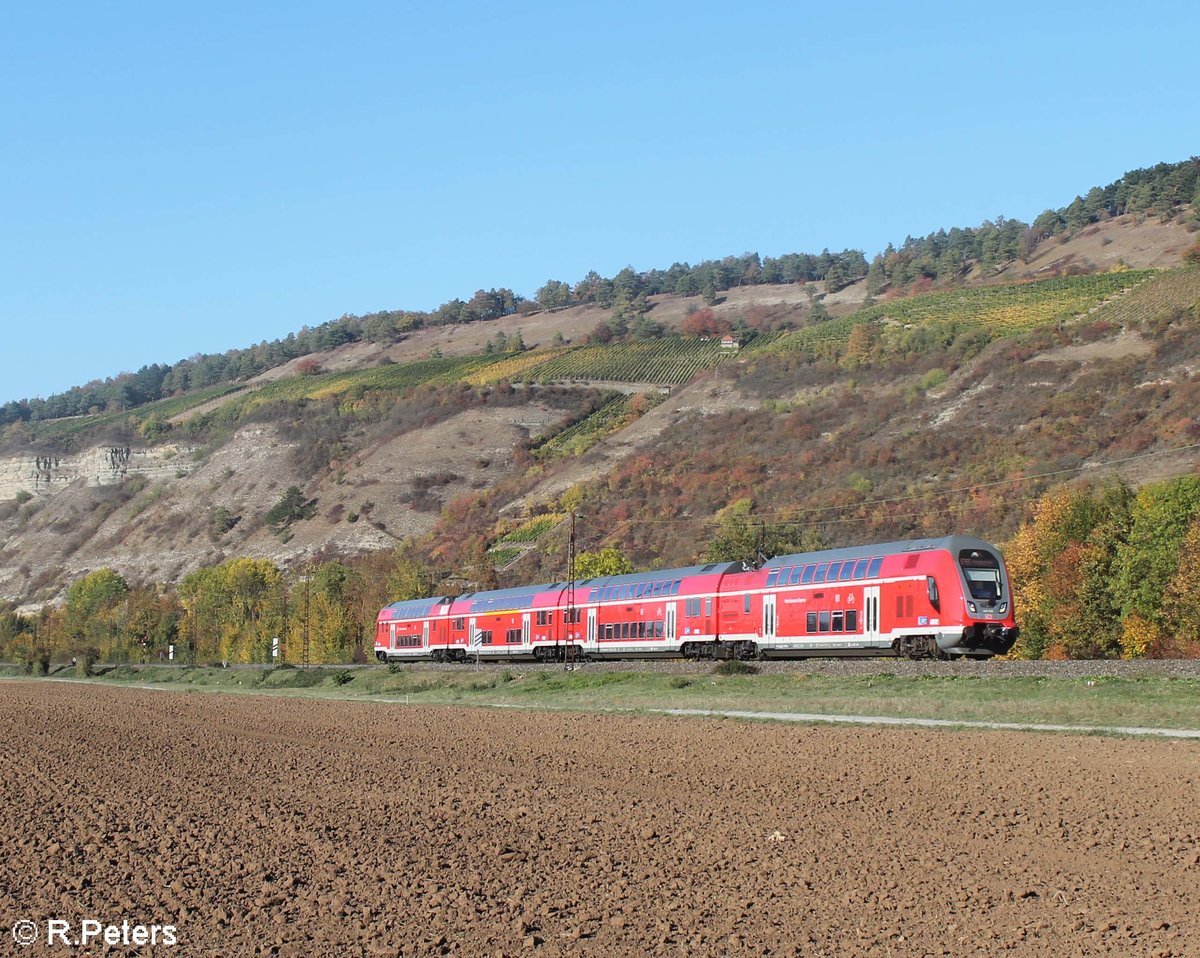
(1, 683, 1196, 957)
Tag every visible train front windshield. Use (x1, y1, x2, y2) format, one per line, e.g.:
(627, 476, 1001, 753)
(959, 549, 1002, 600)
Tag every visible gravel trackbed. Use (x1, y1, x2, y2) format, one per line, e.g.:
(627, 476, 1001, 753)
(1, 683, 1197, 957)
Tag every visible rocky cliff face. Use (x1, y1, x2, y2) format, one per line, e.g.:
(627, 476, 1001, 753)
(0, 444, 198, 501)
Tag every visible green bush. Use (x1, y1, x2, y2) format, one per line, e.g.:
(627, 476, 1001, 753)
(712, 659, 759, 676)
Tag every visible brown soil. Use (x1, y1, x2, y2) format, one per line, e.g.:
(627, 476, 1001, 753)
(2, 683, 1197, 957)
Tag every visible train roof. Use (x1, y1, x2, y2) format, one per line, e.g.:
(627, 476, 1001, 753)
(764, 535, 1002, 569)
(453, 583, 561, 614)
(378, 539, 1005, 620)
(574, 562, 742, 593)
(379, 596, 454, 621)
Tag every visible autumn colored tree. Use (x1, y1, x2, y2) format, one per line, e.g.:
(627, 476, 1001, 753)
(1112, 476, 1200, 626)
(179, 558, 284, 663)
(575, 548, 633, 579)
(703, 498, 824, 566)
(1155, 517, 1200, 657)
(1005, 481, 1132, 659)
(680, 308, 728, 338)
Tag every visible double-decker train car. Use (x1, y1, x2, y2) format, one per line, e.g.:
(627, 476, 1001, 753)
(374, 534, 1019, 662)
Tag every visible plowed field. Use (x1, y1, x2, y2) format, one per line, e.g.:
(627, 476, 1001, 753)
(1, 683, 1197, 957)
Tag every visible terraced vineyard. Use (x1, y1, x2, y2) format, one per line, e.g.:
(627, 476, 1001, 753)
(761, 269, 1160, 358)
(497, 513, 566, 544)
(214, 354, 505, 415)
(533, 393, 634, 460)
(524, 337, 730, 385)
(22, 383, 246, 442)
(1084, 267, 1200, 326)
(463, 347, 570, 385)
(489, 513, 567, 568)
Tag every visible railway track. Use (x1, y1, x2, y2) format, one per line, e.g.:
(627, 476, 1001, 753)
(9, 658, 1200, 678)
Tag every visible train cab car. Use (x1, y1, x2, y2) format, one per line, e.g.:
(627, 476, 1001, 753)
(752, 535, 1018, 658)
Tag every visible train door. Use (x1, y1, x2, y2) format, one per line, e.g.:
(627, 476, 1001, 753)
(521, 613, 530, 646)
(390, 622, 399, 651)
(469, 617, 480, 650)
(863, 586, 880, 642)
(665, 603, 677, 641)
(587, 608, 597, 646)
(763, 594, 777, 643)
(422, 621, 430, 649)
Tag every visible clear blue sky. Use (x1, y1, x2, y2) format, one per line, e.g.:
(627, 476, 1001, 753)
(2, 1, 1197, 403)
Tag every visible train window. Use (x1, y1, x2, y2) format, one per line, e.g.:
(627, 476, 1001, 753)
(845, 609, 858, 632)
(766, 570, 780, 587)
(744, 593, 751, 614)
(832, 611, 844, 631)
(603, 624, 614, 641)
(672, 579, 682, 595)
(480, 630, 493, 645)
(852, 559, 868, 579)
(813, 563, 829, 583)
(642, 621, 650, 638)
(705, 597, 712, 616)
(654, 620, 664, 637)
(818, 611, 831, 632)
(453, 618, 465, 631)
(959, 549, 1002, 600)
(826, 562, 842, 581)
(805, 612, 816, 632)
(801, 565, 815, 584)
(839, 563, 854, 582)
(867, 557, 883, 577)
(789, 567, 803, 585)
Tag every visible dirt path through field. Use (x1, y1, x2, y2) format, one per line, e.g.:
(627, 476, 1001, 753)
(1, 683, 1196, 957)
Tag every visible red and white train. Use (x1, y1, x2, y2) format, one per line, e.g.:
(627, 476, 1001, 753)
(374, 535, 1019, 663)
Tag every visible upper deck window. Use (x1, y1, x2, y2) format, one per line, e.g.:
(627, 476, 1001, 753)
(852, 559, 869, 579)
(789, 567, 804, 585)
(766, 570, 780, 588)
(813, 562, 829, 583)
(867, 557, 884, 578)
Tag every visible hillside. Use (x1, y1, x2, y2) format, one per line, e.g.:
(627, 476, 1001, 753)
(0, 210, 1195, 611)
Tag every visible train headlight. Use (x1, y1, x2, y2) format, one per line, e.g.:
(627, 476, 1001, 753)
(997, 602, 1008, 615)
(967, 601, 978, 614)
